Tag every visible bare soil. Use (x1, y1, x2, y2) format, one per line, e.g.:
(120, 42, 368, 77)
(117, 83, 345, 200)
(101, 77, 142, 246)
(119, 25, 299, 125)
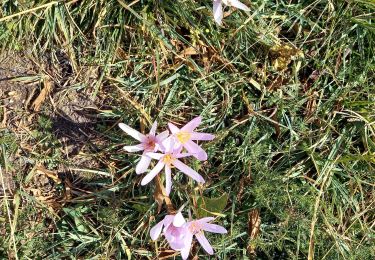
(0, 50, 104, 198)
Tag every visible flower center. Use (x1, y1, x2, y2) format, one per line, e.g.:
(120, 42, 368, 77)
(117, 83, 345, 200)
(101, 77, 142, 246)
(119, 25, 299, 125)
(176, 131, 191, 144)
(162, 154, 175, 165)
(144, 136, 156, 151)
(188, 221, 202, 235)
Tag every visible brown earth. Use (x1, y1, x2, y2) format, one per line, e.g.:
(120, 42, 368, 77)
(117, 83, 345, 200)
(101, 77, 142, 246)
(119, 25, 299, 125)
(0, 50, 105, 200)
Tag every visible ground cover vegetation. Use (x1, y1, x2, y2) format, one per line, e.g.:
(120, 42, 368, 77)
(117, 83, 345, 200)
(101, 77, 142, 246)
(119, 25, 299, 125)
(0, 0, 374, 259)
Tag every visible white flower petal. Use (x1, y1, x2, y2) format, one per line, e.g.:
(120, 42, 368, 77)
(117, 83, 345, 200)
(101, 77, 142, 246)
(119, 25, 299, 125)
(136, 155, 152, 174)
(145, 152, 164, 160)
(229, 0, 250, 11)
(173, 212, 186, 227)
(213, 0, 224, 25)
(165, 166, 172, 196)
(150, 121, 158, 136)
(123, 144, 144, 152)
(141, 161, 165, 185)
(150, 219, 164, 240)
(180, 232, 193, 260)
(119, 123, 145, 141)
(195, 232, 214, 255)
(173, 159, 205, 183)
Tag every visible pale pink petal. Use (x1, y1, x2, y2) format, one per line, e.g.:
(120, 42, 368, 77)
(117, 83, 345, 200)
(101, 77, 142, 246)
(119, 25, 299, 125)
(135, 155, 151, 174)
(156, 130, 169, 142)
(165, 166, 172, 196)
(184, 140, 208, 160)
(229, 0, 250, 11)
(168, 122, 180, 134)
(197, 217, 215, 223)
(150, 219, 164, 240)
(175, 153, 193, 159)
(165, 225, 187, 250)
(195, 232, 214, 255)
(123, 144, 144, 152)
(180, 232, 193, 260)
(190, 132, 215, 141)
(149, 121, 158, 136)
(162, 215, 175, 230)
(201, 223, 227, 234)
(213, 0, 223, 25)
(181, 116, 202, 132)
(141, 161, 165, 185)
(172, 159, 205, 183)
(162, 136, 177, 153)
(173, 212, 186, 227)
(155, 130, 169, 151)
(145, 152, 164, 160)
(119, 123, 145, 141)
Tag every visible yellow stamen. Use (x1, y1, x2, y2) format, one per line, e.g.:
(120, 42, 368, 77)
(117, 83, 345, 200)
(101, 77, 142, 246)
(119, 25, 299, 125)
(188, 221, 202, 234)
(176, 131, 191, 144)
(162, 154, 175, 165)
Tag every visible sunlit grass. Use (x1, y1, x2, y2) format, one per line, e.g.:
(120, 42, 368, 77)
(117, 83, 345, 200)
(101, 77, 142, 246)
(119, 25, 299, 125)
(0, 0, 374, 259)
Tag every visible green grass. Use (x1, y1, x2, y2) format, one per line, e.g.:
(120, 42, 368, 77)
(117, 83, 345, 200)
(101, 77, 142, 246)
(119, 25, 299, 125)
(1, 0, 374, 259)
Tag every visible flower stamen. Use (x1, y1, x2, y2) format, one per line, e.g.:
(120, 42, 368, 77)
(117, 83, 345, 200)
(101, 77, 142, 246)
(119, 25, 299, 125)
(176, 131, 191, 144)
(162, 154, 175, 165)
(188, 221, 202, 235)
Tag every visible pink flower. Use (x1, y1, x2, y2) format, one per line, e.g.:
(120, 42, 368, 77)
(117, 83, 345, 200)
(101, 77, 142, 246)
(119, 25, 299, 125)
(119, 121, 169, 174)
(213, 0, 250, 25)
(168, 116, 215, 161)
(150, 212, 188, 250)
(180, 217, 227, 259)
(142, 138, 205, 195)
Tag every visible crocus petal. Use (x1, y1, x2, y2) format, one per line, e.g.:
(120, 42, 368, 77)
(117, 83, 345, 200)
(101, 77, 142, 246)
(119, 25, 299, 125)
(145, 152, 164, 160)
(229, 0, 250, 11)
(165, 226, 187, 250)
(213, 0, 223, 25)
(184, 140, 208, 161)
(172, 159, 205, 183)
(150, 219, 164, 240)
(141, 161, 165, 185)
(155, 130, 170, 151)
(190, 132, 215, 141)
(119, 123, 145, 141)
(175, 153, 193, 159)
(149, 121, 158, 136)
(162, 215, 175, 230)
(163, 136, 177, 152)
(173, 212, 186, 227)
(195, 232, 214, 255)
(168, 122, 180, 134)
(165, 166, 172, 196)
(197, 217, 215, 223)
(136, 155, 152, 174)
(156, 130, 169, 142)
(123, 144, 144, 152)
(201, 223, 227, 234)
(180, 232, 193, 260)
(181, 116, 201, 132)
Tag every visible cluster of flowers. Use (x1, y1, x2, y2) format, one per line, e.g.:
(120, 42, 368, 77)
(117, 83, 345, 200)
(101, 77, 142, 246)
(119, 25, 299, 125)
(213, 0, 250, 25)
(119, 116, 226, 259)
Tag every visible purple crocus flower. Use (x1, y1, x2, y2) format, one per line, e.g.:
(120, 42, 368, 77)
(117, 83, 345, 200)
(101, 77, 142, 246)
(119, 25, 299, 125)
(150, 212, 187, 250)
(168, 116, 215, 161)
(119, 121, 169, 174)
(213, 0, 250, 25)
(142, 138, 205, 195)
(180, 217, 227, 259)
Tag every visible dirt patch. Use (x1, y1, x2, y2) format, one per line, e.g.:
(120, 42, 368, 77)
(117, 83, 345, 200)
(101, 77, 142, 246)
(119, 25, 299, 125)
(0, 50, 106, 198)
(0, 52, 37, 110)
(51, 88, 102, 167)
(0, 51, 38, 195)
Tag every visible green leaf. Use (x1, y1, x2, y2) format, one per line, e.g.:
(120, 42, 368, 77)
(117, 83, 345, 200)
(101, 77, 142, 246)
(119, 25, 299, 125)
(196, 193, 229, 218)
